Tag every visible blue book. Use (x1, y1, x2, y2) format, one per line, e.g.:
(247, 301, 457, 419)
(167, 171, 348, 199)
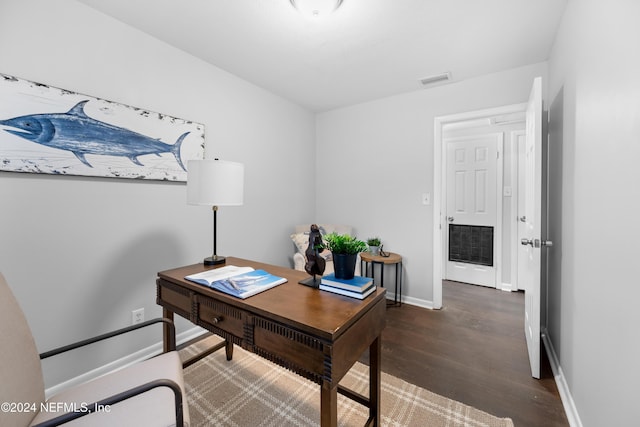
(185, 265, 287, 299)
(319, 283, 376, 300)
(320, 273, 373, 292)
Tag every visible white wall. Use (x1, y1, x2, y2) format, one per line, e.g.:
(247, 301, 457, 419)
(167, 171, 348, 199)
(546, 0, 640, 425)
(316, 62, 547, 306)
(0, 0, 315, 388)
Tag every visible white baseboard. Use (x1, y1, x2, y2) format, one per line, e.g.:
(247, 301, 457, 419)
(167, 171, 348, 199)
(500, 282, 515, 291)
(541, 328, 583, 427)
(385, 292, 435, 309)
(44, 326, 208, 399)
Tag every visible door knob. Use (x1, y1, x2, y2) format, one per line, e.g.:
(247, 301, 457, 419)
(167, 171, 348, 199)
(521, 238, 533, 246)
(521, 238, 553, 248)
(519, 216, 526, 222)
(447, 216, 454, 222)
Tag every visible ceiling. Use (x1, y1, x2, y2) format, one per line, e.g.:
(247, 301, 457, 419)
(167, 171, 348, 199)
(77, 0, 567, 112)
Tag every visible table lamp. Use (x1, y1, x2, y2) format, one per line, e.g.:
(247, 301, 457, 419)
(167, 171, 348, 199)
(187, 158, 244, 265)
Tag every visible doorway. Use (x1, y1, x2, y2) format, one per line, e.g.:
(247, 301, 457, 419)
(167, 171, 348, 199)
(433, 103, 526, 309)
(444, 132, 503, 287)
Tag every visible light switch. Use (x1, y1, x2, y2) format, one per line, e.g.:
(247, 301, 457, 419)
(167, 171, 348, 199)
(422, 193, 431, 205)
(503, 186, 512, 197)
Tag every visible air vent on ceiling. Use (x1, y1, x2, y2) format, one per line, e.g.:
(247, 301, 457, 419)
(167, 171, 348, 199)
(419, 72, 451, 86)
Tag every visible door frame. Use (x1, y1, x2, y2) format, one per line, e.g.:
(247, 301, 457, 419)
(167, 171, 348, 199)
(512, 129, 526, 291)
(433, 103, 526, 309)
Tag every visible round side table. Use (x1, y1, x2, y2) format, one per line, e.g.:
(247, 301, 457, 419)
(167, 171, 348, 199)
(360, 252, 402, 306)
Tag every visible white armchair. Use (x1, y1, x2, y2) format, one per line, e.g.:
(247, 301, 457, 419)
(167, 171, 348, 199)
(291, 224, 361, 276)
(0, 272, 189, 427)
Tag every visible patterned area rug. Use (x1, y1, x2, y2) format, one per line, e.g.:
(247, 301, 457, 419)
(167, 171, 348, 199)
(180, 337, 514, 427)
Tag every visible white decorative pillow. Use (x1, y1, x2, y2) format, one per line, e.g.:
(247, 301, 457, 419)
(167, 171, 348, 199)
(291, 233, 309, 255)
(291, 232, 332, 261)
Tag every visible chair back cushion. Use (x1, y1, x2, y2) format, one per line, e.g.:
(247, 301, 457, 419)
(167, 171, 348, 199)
(0, 273, 45, 426)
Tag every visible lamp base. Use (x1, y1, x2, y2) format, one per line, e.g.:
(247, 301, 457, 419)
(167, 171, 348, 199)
(204, 255, 226, 265)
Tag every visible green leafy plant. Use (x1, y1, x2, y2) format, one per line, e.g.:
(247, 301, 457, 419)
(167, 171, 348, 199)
(324, 233, 368, 255)
(366, 237, 381, 246)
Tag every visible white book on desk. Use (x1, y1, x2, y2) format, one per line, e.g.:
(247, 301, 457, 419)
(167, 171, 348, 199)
(185, 265, 286, 299)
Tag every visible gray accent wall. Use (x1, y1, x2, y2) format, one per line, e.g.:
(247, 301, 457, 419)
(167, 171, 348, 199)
(0, 0, 315, 388)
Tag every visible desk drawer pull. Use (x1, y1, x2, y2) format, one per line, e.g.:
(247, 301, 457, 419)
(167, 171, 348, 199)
(211, 316, 223, 324)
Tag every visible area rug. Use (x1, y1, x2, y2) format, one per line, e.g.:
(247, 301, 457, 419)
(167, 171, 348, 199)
(180, 337, 514, 427)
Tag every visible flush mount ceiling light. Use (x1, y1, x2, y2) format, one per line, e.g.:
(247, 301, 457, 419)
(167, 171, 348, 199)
(290, 0, 343, 18)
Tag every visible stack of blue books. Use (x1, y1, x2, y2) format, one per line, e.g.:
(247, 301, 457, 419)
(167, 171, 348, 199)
(319, 273, 375, 300)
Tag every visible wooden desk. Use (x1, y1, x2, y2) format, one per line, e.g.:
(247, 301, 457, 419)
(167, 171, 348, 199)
(156, 257, 386, 427)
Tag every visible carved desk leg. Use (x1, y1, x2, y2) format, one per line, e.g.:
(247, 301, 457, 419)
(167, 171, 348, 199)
(163, 307, 174, 354)
(225, 340, 234, 361)
(320, 380, 338, 427)
(369, 335, 382, 426)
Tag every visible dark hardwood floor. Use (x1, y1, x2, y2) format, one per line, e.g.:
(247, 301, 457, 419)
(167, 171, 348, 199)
(368, 280, 569, 427)
(184, 280, 568, 426)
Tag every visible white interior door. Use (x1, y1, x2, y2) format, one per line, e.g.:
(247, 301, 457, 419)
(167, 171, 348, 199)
(445, 134, 502, 287)
(520, 76, 547, 379)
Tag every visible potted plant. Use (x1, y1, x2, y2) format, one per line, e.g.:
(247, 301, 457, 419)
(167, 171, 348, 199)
(367, 237, 381, 256)
(324, 232, 368, 280)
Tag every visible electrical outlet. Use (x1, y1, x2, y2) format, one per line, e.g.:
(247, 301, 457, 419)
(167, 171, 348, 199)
(131, 308, 144, 325)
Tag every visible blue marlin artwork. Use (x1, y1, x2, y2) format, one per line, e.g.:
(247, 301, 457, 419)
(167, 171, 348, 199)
(0, 74, 204, 181)
(0, 100, 188, 171)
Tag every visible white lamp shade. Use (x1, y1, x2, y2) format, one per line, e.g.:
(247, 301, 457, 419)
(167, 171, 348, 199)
(187, 159, 244, 206)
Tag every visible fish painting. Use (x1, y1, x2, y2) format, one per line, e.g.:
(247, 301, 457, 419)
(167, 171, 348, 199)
(0, 100, 188, 171)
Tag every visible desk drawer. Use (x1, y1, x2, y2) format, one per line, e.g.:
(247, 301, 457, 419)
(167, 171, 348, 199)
(156, 280, 191, 319)
(253, 317, 327, 381)
(196, 295, 244, 338)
